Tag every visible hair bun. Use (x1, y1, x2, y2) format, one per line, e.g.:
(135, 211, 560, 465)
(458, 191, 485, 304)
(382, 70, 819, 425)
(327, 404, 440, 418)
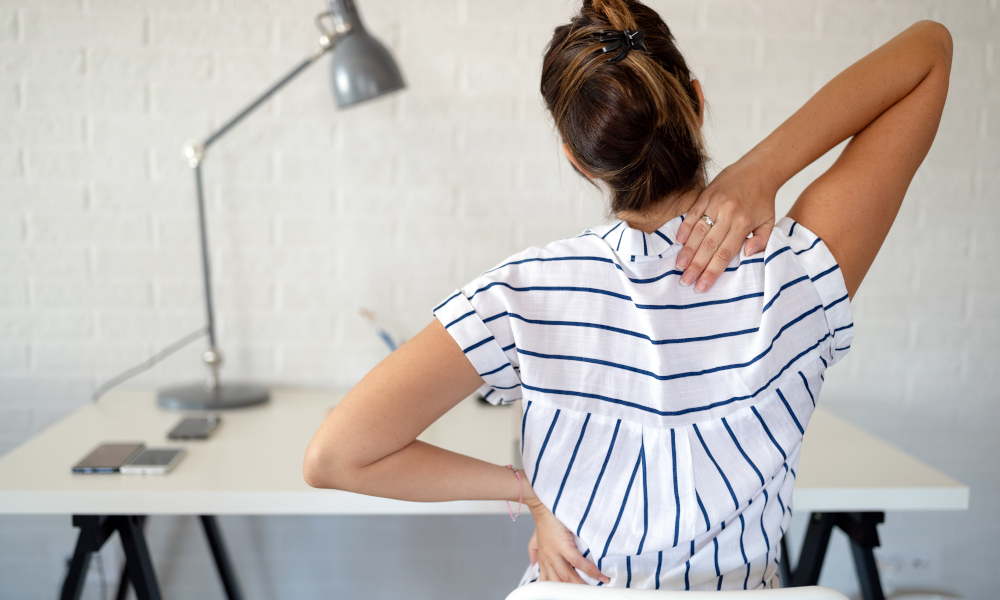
(541, 0, 706, 215)
(591, 0, 638, 30)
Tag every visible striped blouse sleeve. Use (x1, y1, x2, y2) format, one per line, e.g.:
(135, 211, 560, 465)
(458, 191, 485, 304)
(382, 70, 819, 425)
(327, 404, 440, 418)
(432, 287, 522, 405)
(778, 216, 854, 365)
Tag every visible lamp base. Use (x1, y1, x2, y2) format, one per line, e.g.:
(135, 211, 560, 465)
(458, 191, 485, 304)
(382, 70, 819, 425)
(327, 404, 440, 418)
(157, 382, 270, 411)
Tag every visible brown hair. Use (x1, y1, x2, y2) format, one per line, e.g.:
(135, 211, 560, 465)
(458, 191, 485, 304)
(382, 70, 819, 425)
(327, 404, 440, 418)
(541, 0, 706, 215)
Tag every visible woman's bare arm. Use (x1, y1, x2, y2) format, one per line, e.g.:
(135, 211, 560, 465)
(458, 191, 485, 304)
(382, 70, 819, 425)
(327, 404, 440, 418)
(303, 319, 609, 584)
(303, 319, 519, 501)
(677, 21, 952, 296)
(783, 22, 952, 296)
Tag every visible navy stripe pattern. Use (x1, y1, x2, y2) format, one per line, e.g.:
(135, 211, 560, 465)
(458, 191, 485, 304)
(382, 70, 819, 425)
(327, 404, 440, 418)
(435, 216, 852, 591)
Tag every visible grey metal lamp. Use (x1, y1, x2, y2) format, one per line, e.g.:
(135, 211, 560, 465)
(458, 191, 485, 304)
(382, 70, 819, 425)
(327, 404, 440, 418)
(157, 0, 405, 411)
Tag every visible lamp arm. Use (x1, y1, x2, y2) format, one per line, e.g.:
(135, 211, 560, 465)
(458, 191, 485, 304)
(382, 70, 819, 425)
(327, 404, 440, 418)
(185, 29, 347, 163)
(182, 16, 349, 390)
(205, 46, 330, 149)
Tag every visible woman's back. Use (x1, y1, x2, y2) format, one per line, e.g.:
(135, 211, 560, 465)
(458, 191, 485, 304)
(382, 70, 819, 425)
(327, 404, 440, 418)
(434, 215, 852, 589)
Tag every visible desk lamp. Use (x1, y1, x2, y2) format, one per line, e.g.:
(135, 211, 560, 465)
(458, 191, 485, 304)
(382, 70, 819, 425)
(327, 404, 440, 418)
(157, 0, 405, 410)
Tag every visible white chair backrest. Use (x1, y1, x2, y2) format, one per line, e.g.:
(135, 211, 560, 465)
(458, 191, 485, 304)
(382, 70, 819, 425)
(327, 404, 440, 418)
(505, 582, 849, 600)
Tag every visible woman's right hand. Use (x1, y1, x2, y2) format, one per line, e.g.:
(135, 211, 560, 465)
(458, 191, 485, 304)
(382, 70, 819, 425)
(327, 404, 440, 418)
(679, 21, 951, 299)
(674, 153, 782, 292)
(525, 489, 609, 584)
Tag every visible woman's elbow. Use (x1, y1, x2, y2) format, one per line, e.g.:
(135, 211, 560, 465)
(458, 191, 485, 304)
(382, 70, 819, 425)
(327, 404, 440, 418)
(916, 20, 953, 64)
(303, 441, 350, 490)
(302, 445, 330, 489)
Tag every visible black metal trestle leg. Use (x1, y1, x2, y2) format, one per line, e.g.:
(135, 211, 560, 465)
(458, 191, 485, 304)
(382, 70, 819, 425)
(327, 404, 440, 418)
(114, 515, 145, 600)
(851, 540, 885, 600)
(790, 512, 837, 587)
(778, 536, 792, 588)
(60, 516, 160, 600)
(116, 516, 162, 600)
(61, 514, 243, 600)
(200, 515, 245, 600)
(787, 512, 886, 600)
(60, 517, 103, 600)
(114, 562, 130, 600)
(839, 512, 886, 600)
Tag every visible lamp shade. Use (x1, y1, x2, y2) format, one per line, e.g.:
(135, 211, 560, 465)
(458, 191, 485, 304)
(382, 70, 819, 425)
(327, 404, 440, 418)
(328, 0, 405, 108)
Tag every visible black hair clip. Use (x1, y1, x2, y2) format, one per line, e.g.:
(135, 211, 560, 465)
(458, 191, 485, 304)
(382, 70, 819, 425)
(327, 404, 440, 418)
(598, 29, 647, 63)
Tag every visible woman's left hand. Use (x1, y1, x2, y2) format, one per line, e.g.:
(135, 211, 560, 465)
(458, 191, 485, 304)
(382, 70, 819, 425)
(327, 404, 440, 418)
(525, 489, 609, 584)
(674, 153, 781, 292)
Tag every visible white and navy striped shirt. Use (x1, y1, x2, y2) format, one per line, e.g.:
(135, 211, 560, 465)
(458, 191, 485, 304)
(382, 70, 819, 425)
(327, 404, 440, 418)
(433, 215, 853, 590)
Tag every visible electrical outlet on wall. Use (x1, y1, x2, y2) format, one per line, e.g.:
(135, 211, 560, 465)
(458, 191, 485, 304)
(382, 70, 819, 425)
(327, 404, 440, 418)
(877, 544, 942, 588)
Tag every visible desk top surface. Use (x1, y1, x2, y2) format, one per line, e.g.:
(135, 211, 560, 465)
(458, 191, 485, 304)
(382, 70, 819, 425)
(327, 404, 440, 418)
(0, 388, 968, 515)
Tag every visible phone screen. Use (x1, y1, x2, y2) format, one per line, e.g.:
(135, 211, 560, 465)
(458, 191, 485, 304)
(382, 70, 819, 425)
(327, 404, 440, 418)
(72, 443, 145, 473)
(168, 415, 220, 440)
(126, 448, 184, 466)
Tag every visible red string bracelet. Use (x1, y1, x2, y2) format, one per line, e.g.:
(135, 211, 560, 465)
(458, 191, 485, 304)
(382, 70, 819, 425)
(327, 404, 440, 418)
(505, 464, 523, 521)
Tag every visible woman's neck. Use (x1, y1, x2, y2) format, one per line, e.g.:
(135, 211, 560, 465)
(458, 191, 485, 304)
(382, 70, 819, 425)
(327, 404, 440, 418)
(618, 185, 704, 234)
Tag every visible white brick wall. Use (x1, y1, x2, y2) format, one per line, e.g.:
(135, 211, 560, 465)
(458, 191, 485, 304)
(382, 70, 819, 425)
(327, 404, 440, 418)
(0, 1, 997, 599)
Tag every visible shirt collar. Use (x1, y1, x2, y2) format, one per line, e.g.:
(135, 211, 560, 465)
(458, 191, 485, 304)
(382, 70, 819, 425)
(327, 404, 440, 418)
(591, 214, 687, 259)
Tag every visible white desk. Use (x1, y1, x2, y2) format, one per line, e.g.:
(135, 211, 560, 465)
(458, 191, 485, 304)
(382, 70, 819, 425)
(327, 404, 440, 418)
(0, 388, 968, 515)
(0, 389, 969, 600)
(0, 388, 520, 516)
(795, 408, 967, 512)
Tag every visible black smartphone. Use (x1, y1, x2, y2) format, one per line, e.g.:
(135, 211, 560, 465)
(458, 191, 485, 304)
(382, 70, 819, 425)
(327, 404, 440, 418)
(167, 415, 221, 440)
(72, 443, 145, 473)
